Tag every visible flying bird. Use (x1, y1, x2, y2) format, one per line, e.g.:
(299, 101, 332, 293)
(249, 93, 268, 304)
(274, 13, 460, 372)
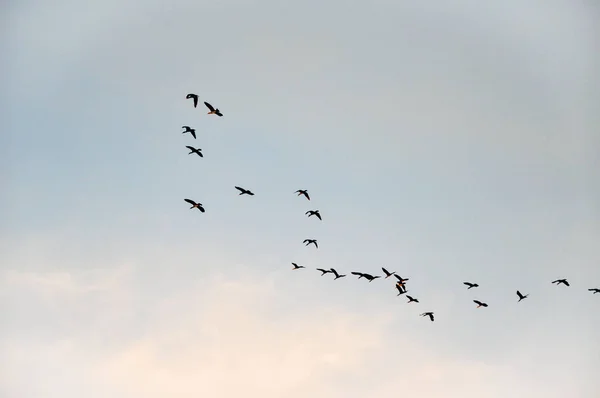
(473, 300, 488, 308)
(330, 268, 346, 280)
(186, 93, 198, 108)
(395, 284, 407, 296)
(184, 198, 205, 212)
(316, 268, 331, 276)
(305, 210, 322, 220)
(516, 290, 529, 302)
(182, 125, 197, 139)
(588, 288, 600, 294)
(204, 101, 223, 117)
(295, 190, 310, 200)
(552, 279, 570, 287)
(185, 146, 203, 157)
(382, 267, 395, 279)
(406, 295, 419, 303)
(235, 186, 254, 196)
(463, 282, 479, 289)
(362, 274, 380, 282)
(292, 263, 305, 270)
(420, 312, 434, 322)
(303, 239, 318, 248)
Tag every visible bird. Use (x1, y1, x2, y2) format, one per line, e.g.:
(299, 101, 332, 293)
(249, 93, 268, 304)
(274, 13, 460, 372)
(394, 275, 409, 283)
(351, 272, 365, 279)
(329, 268, 346, 280)
(303, 239, 318, 248)
(185, 146, 203, 157)
(516, 290, 529, 302)
(463, 282, 479, 289)
(473, 300, 488, 308)
(382, 267, 395, 279)
(406, 295, 419, 303)
(292, 263, 305, 270)
(420, 312, 434, 322)
(204, 101, 223, 117)
(184, 198, 205, 212)
(316, 268, 331, 276)
(361, 273, 380, 282)
(588, 288, 600, 294)
(186, 93, 198, 108)
(552, 279, 570, 287)
(395, 284, 407, 296)
(305, 210, 322, 220)
(235, 186, 254, 196)
(182, 126, 197, 139)
(295, 190, 310, 200)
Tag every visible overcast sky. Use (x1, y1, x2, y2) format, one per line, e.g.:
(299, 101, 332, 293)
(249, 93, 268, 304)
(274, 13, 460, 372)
(2, 1, 599, 397)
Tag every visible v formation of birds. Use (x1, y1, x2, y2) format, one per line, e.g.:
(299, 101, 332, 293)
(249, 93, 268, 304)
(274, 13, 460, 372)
(181, 93, 599, 322)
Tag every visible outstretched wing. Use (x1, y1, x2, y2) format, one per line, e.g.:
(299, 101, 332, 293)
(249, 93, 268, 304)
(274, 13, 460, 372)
(186, 146, 195, 151)
(204, 101, 215, 112)
(314, 241, 318, 248)
(182, 125, 190, 130)
(215, 110, 223, 117)
(564, 280, 570, 286)
(304, 192, 310, 200)
(351, 272, 363, 276)
(184, 198, 196, 205)
(190, 130, 196, 139)
(382, 267, 391, 276)
(235, 186, 245, 193)
(315, 212, 322, 220)
(198, 205, 205, 213)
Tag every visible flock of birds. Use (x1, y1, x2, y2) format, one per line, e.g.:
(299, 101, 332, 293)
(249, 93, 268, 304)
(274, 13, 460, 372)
(179, 93, 599, 323)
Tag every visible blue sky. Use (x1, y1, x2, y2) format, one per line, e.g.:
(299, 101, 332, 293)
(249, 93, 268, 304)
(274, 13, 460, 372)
(2, 0, 599, 397)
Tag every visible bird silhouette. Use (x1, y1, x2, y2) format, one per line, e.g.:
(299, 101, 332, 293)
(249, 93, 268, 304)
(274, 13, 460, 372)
(186, 93, 198, 108)
(295, 190, 310, 200)
(184, 199, 205, 212)
(463, 282, 479, 289)
(316, 268, 331, 276)
(292, 263, 305, 270)
(406, 295, 419, 303)
(382, 267, 396, 278)
(303, 239, 318, 248)
(395, 284, 407, 295)
(351, 272, 365, 279)
(329, 268, 346, 280)
(361, 273, 380, 282)
(204, 101, 223, 117)
(516, 290, 529, 302)
(473, 300, 488, 308)
(305, 210, 322, 220)
(185, 146, 203, 157)
(588, 288, 600, 294)
(421, 312, 434, 322)
(235, 186, 254, 196)
(182, 125, 197, 139)
(552, 279, 570, 287)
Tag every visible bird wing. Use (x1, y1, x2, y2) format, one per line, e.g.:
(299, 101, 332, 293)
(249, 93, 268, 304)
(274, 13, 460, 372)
(564, 280, 570, 286)
(186, 146, 195, 151)
(198, 206, 205, 212)
(305, 192, 310, 200)
(463, 282, 471, 286)
(329, 268, 338, 277)
(316, 213, 322, 220)
(430, 314, 434, 321)
(182, 125, 190, 130)
(314, 241, 318, 248)
(204, 101, 215, 112)
(516, 291, 523, 298)
(305, 211, 311, 215)
(351, 272, 363, 276)
(474, 300, 482, 305)
(552, 280, 559, 284)
(216, 110, 223, 117)
(191, 130, 196, 139)
(235, 186, 245, 193)
(382, 267, 390, 276)
(184, 199, 196, 205)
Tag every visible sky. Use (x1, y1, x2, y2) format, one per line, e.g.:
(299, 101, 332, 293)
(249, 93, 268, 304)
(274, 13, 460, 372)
(1, 0, 599, 397)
